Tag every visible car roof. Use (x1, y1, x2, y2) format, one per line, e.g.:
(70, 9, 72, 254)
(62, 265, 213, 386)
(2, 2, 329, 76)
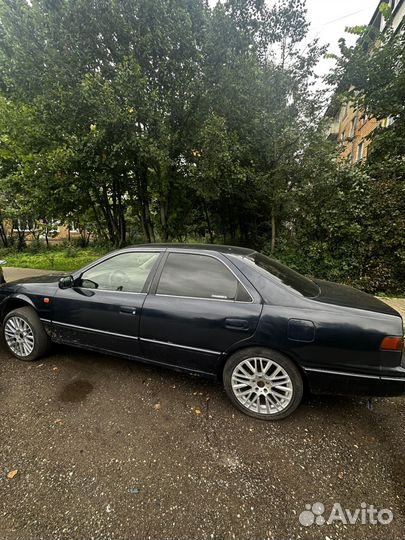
(127, 243, 256, 256)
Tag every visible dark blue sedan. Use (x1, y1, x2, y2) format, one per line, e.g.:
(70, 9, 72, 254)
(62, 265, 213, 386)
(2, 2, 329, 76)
(0, 244, 404, 420)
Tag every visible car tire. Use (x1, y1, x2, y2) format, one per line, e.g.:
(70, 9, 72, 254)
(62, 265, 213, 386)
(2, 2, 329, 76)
(223, 347, 303, 420)
(3, 306, 51, 362)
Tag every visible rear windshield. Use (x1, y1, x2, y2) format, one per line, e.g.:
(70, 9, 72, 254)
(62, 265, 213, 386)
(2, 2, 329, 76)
(242, 252, 320, 298)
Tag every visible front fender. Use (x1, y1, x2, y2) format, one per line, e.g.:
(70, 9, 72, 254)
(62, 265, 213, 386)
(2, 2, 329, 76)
(0, 293, 38, 323)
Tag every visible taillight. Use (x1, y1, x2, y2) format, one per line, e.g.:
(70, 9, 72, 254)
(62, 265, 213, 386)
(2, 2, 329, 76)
(380, 336, 404, 351)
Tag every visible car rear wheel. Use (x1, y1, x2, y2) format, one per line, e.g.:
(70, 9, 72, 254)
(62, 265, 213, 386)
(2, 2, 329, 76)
(223, 348, 303, 420)
(3, 306, 50, 361)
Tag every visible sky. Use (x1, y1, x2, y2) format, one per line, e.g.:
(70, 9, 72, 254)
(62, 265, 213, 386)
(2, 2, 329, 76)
(304, 0, 378, 78)
(208, 0, 378, 80)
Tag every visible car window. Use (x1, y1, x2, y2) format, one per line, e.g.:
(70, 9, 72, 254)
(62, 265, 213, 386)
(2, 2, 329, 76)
(241, 252, 320, 298)
(157, 253, 251, 301)
(79, 252, 160, 293)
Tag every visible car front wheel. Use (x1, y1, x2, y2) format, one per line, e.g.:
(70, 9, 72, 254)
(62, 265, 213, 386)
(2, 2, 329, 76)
(3, 306, 50, 361)
(223, 348, 303, 420)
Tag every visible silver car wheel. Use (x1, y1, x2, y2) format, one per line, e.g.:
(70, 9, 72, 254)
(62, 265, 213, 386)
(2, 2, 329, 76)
(4, 316, 35, 357)
(231, 356, 294, 415)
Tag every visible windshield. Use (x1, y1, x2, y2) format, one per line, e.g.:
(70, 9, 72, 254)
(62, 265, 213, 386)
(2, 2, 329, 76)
(242, 252, 320, 298)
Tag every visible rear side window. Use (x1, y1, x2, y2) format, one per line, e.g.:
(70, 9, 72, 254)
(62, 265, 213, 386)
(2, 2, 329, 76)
(242, 253, 320, 298)
(157, 253, 251, 301)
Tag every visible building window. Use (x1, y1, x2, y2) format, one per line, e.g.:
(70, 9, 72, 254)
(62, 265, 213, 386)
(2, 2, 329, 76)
(12, 219, 35, 232)
(356, 141, 364, 162)
(350, 115, 358, 138)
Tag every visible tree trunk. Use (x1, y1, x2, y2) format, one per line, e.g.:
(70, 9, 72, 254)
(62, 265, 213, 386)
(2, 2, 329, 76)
(88, 197, 109, 242)
(0, 222, 8, 247)
(271, 209, 276, 253)
(139, 206, 155, 243)
(117, 187, 126, 247)
(202, 201, 214, 243)
(102, 185, 120, 246)
(114, 177, 127, 247)
(160, 199, 169, 242)
(158, 164, 174, 242)
(135, 172, 155, 243)
(119, 210, 126, 247)
(17, 229, 26, 251)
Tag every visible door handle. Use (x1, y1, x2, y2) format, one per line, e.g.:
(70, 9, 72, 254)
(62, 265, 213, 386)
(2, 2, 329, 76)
(120, 306, 137, 315)
(225, 318, 249, 330)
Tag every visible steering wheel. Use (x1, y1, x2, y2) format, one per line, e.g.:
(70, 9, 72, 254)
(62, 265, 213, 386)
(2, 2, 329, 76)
(108, 270, 129, 290)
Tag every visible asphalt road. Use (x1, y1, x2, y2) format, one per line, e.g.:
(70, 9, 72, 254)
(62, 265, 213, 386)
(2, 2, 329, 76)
(0, 268, 404, 540)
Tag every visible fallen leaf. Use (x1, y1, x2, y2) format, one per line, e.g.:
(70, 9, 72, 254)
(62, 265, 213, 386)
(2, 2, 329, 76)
(194, 409, 202, 416)
(7, 469, 18, 480)
(153, 403, 161, 411)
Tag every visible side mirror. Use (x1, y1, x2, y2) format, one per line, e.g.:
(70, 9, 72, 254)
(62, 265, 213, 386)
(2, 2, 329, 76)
(59, 275, 74, 289)
(80, 278, 98, 289)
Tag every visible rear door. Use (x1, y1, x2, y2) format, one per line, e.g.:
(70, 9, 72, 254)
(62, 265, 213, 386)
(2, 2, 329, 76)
(51, 250, 162, 357)
(139, 251, 262, 375)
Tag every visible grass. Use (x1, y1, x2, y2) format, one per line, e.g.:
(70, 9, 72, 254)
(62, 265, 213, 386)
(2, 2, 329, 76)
(0, 246, 108, 272)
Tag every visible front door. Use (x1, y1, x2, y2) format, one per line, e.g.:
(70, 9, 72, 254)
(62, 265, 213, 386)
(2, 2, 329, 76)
(51, 250, 162, 357)
(140, 251, 262, 375)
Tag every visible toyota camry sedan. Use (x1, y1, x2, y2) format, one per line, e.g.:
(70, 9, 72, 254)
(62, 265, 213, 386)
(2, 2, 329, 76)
(0, 244, 404, 420)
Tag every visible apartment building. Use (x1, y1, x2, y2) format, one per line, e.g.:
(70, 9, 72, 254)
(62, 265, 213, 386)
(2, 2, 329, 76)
(326, 0, 404, 163)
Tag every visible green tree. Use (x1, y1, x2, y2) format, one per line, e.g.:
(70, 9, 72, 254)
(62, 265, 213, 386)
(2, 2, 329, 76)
(320, 5, 405, 292)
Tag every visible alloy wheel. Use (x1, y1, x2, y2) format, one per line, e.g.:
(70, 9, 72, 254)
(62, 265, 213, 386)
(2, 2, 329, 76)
(4, 316, 35, 357)
(231, 357, 294, 415)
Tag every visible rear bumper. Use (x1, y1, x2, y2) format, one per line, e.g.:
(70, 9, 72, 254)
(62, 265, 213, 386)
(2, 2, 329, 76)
(305, 366, 405, 397)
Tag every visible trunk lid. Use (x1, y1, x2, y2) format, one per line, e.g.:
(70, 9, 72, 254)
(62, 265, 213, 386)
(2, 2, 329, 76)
(313, 279, 401, 317)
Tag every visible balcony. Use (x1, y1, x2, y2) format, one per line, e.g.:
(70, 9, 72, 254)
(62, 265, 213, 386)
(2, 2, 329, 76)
(326, 120, 339, 140)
